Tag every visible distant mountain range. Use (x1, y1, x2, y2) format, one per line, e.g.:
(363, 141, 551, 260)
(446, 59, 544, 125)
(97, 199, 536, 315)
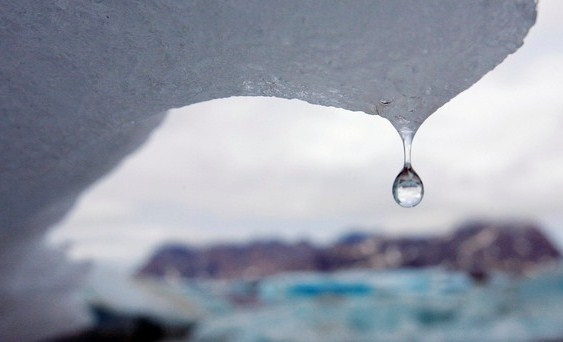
(137, 221, 561, 280)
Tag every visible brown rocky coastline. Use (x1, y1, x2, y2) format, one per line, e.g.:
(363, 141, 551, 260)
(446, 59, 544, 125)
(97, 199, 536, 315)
(138, 220, 561, 280)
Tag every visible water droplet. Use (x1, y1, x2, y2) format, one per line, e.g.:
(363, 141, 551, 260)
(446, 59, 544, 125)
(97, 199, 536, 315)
(392, 129, 424, 208)
(392, 166, 423, 207)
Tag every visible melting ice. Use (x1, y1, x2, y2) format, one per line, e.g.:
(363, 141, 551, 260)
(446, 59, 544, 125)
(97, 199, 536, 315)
(392, 129, 423, 207)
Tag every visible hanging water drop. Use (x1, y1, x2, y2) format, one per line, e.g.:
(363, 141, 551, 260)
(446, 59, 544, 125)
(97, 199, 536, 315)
(393, 166, 423, 207)
(392, 129, 424, 208)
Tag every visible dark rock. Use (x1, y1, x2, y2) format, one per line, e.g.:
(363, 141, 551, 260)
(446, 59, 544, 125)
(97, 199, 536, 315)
(137, 221, 561, 280)
(45, 304, 195, 342)
(138, 240, 319, 279)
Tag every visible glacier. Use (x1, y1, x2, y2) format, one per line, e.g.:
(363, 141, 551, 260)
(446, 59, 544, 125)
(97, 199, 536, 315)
(0, 0, 537, 340)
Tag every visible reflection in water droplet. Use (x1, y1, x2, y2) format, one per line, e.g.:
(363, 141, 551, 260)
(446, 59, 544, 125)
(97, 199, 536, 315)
(392, 129, 424, 208)
(392, 166, 423, 207)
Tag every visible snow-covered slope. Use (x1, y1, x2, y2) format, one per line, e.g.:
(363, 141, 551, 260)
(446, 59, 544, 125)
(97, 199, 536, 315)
(0, 1, 536, 340)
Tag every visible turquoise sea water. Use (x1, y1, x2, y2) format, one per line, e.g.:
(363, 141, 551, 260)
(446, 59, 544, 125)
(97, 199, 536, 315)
(86, 264, 563, 341)
(183, 266, 563, 341)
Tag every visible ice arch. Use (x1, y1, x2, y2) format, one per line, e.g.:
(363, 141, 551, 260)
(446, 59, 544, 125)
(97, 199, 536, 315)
(0, 0, 536, 339)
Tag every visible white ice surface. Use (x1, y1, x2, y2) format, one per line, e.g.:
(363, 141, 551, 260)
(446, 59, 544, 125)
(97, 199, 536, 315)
(0, 0, 536, 340)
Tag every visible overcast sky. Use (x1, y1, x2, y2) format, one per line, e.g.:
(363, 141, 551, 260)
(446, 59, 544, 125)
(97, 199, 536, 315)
(49, 0, 563, 268)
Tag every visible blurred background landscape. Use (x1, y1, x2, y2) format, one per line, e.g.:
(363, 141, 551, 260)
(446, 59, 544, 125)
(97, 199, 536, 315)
(47, 1, 563, 341)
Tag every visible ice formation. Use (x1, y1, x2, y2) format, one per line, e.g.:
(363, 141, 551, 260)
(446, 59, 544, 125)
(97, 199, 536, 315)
(0, 0, 536, 340)
(193, 268, 563, 341)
